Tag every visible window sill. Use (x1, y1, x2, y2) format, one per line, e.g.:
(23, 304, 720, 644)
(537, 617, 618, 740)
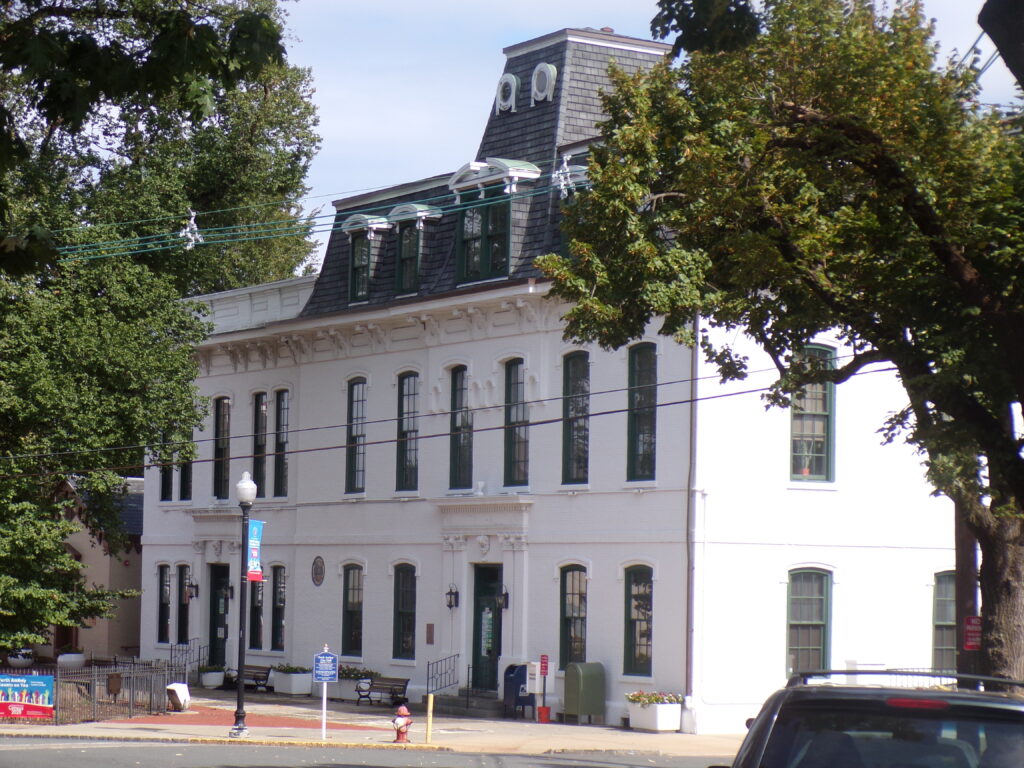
(343, 493, 366, 501)
(623, 481, 657, 492)
(392, 491, 422, 501)
(391, 658, 416, 667)
(456, 275, 509, 286)
(786, 482, 837, 492)
(558, 485, 590, 494)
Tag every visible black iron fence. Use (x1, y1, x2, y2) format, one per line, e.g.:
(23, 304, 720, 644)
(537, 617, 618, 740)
(426, 653, 459, 694)
(0, 658, 186, 725)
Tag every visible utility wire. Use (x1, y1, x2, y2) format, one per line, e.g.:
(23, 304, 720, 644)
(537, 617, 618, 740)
(0, 366, 897, 482)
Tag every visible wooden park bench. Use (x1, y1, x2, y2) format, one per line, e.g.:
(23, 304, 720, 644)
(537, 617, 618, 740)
(240, 664, 271, 691)
(356, 676, 409, 706)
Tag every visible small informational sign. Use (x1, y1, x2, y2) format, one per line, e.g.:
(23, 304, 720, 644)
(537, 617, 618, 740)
(247, 520, 265, 582)
(314, 650, 339, 683)
(0, 675, 54, 719)
(539, 654, 549, 676)
(526, 662, 542, 694)
(964, 615, 982, 651)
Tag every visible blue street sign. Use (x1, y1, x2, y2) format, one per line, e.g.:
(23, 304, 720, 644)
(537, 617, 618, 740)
(314, 651, 339, 683)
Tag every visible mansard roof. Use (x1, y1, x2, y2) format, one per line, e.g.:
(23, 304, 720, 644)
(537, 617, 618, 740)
(301, 28, 669, 320)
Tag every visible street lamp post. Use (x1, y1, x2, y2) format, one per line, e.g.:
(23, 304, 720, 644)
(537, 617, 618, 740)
(229, 471, 257, 738)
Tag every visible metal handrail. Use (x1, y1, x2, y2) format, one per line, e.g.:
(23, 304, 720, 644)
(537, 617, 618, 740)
(426, 653, 459, 694)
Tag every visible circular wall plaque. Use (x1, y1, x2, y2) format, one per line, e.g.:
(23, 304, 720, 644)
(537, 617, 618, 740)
(311, 556, 325, 586)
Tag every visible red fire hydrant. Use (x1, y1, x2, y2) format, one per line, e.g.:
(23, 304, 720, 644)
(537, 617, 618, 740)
(392, 704, 412, 743)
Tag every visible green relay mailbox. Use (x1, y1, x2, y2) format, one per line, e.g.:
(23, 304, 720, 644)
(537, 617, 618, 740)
(563, 662, 605, 723)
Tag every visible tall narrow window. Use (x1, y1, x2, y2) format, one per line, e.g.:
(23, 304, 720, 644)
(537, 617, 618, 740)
(178, 459, 192, 501)
(396, 373, 419, 491)
(450, 366, 473, 489)
(933, 571, 956, 672)
(342, 565, 364, 656)
(396, 222, 419, 293)
(213, 396, 231, 499)
(346, 378, 367, 493)
(249, 580, 264, 650)
(791, 346, 836, 481)
(393, 564, 416, 659)
(271, 566, 286, 651)
(274, 389, 289, 497)
(504, 358, 528, 486)
(157, 565, 171, 644)
(562, 352, 590, 484)
(560, 565, 587, 669)
(624, 565, 653, 675)
(458, 190, 509, 281)
(176, 565, 190, 644)
(350, 233, 371, 301)
(159, 461, 173, 501)
(627, 344, 657, 481)
(787, 569, 831, 675)
(252, 392, 267, 498)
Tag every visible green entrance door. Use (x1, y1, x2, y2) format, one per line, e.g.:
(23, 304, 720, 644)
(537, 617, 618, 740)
(471, 564, 502, 690)
(208, 564, 230, 667)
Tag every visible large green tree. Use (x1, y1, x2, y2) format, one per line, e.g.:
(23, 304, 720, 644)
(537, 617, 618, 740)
(539, 0, 1024, 679)
(0, 0, 313, 648)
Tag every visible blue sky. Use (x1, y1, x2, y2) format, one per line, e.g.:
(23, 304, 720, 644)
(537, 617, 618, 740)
(280, 0, 1019, 251)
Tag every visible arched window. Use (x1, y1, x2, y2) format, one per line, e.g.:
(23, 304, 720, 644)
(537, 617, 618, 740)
(346, 378, 367, 493)
(933, 571, 956, 672)
(396, 373, 419, 491)
(787, 569, 832, 675)
(449, 366, 473, 489)
(252, 392, 267, 496)
(791, 346, 836, 481)
(504, 359, 528, 486)
(562, 352, 590, 484)
(274, 389, 289, 497)
(627, 344, 656, 481)
(342, 564, 364, 656)
(213, 396, 231, 499)
(624, 565, 653, 675)
(393, 564, 416, 659)
(560, 565, 587, 669)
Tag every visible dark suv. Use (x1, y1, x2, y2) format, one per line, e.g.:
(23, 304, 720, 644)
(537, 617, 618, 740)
(725, 670, 1024, 768)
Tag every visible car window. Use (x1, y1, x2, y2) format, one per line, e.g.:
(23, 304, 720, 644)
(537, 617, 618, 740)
(759, 700, 1024, 768)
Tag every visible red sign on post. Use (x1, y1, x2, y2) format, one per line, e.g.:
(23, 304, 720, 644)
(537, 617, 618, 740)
(964, 615, 982, 651)
(540, 654, 549, 676)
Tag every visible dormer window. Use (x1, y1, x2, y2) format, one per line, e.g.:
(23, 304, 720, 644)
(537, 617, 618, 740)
(448, 158, 540, 283)
(389, 204, 441, 294)
(342, 214, 389, 302)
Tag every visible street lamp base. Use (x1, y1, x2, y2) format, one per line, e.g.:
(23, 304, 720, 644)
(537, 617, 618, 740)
(228, 725, 249, 738)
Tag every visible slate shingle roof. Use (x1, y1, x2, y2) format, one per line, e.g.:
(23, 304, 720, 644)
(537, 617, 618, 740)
(301, 28, 670, 320)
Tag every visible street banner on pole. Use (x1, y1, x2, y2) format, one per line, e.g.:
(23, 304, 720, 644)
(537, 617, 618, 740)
(247, 520, 264, 582)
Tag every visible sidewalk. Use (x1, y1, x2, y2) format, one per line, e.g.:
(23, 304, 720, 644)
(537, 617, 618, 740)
(0, 687, 743, 757)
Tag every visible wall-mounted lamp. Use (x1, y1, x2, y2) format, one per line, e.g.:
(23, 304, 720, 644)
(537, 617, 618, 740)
(501, 585, 510, 610)
(445, 584, 460, 609)
(185, 582, 200, 601)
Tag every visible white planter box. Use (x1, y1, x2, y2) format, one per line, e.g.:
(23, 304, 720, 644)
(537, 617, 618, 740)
(57, 653, 86, 669)
(274, 672, 312, 696)
(627, 701, 682, 732)
(200, 671, 224, 689)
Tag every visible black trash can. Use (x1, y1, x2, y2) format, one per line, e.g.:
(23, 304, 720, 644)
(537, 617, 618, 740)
(503, 664, 536, 719)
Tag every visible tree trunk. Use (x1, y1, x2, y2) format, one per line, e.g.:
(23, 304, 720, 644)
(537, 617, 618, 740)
(976, 516, 1024, 680)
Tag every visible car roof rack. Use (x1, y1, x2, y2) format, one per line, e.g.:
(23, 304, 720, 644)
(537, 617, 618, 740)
(786, 669, 1024, 690)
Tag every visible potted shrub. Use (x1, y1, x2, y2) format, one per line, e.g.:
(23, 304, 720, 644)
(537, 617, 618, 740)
(272, 663, 313, 696)
(625, 690, 683, 732)
(198, 664, 225, 689)
(5, 648, 35, 668)
(331, 665, 377, 701)
(56, 646, 86, 669)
